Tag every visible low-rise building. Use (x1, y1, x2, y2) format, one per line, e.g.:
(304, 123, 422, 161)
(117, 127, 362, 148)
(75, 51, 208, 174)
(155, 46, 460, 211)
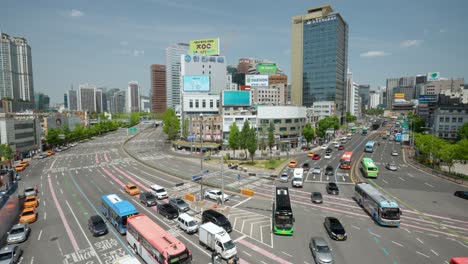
(432, 95, 467, 140)
(0, 113, 41, 159)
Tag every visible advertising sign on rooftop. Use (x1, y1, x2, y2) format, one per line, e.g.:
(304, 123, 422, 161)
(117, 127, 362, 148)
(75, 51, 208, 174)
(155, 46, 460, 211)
(394, 93, 405, 99)
(223, 91, 251, 106)
(245, 75, 269, 87)
(189, 38, 220, 56)
(418, 94, 438, 103)
(427, 72, 440, 82)
(257, 63, 277, 74)
(183, 75, 210, 92)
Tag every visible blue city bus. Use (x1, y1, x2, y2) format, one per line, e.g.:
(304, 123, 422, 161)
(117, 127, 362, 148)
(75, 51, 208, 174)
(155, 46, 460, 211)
(364, 141, 376, 153)
(395, 133, 402, 142)
(101, 194, 138, 234)
(354, 182, 401, 227)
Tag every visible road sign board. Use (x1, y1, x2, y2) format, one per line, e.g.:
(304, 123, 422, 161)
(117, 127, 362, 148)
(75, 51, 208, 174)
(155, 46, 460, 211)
(192, 175, 202, 181)
(128, 127, 137, 133)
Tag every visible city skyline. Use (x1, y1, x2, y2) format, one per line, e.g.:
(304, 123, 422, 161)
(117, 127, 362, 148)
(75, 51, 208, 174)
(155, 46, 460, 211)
(1, 0, 467, 104)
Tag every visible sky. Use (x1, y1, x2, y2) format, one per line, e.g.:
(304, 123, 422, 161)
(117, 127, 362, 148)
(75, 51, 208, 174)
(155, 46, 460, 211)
(2, 0, 467, 104)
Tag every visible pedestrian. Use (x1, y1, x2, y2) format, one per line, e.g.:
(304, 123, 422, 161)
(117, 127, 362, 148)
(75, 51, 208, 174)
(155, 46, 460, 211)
(34, 184, 38, 194)
(216, 195, 221, 206)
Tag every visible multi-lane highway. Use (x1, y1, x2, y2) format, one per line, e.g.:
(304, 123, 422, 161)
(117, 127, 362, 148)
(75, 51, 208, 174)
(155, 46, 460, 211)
(12, 125, 468, 264)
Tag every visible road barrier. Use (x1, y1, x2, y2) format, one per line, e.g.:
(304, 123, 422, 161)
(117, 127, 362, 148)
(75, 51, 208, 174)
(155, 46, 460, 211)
(240, 188, 254, 196)
(185, 193, 196, 202)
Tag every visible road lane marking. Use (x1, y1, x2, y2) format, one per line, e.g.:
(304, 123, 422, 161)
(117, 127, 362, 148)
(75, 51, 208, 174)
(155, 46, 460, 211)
(60, 189, 63, 194)
(407, 173, 414, 178)
(238, 239, 291, 264)
(233, 197, 252, 208)
(430, 249, 439, 256)
(37, 229, 43, 240)
(44, 212, 47, 220)
(391, 241, 403, 247)
(416, 237, 424, 244)
(424, 182, 434, 188)
(30, 256, 34, 264)
(243, 252, 251, 257)
(398, 177, 405, 181)
(233, 235, 247, 243)
(281, 251, 293, 257)
(382, 179, 388, 184)
(416, 251, 430, 258)
(352, 225, 360, 230)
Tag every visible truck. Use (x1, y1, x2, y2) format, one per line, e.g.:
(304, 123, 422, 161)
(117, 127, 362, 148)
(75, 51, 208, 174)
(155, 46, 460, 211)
(199, 222, 237, 260)
(291, 168, 304, 187)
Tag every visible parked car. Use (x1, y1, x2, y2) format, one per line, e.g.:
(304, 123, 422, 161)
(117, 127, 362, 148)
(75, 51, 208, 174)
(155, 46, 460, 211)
(326, 182, 339, 195)
(202, 209, 232, 233)
(88, 215, 108, 237)
(324, 217, 347, 241)
(324, 153, 332, 159)
(302, 163, 310, 172)
(307, 151, 315, 158)
(6, 224, 30, 244)
(385, 163, 398, 171)
(454, 191, 468, 200)
(139, 192, 157, 207)
(325, 165, 334, 176)
(333, 143, 340, 148)
(124, 183, 140, 196)
(312, 154, 321, 160)
(0, 245, 23, 264)
(24, 187, 36, 197)
(391, 150, 398, 156)
(169, 198, 190, 212)
(157, 203, 179, 219)
(312, 167, 321, 175)
(309, 237, 334, 264)
(311, 192, 323, 204)
(19, 207, 38, 224)
(320, 145, 328, 149)
(288, 160, 298, 168)
(204, 189, 230, 202)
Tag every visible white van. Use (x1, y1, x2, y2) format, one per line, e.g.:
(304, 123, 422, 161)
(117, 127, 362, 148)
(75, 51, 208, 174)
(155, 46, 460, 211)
(150, 184, 168, 199)
(291, 168, 304, 188)
(177, 213, 198, 234)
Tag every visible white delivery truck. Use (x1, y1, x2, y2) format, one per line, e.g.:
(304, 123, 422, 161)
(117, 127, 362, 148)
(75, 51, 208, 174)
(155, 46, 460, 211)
(291, 168, 304, 187)
(199, 222, 237, 260)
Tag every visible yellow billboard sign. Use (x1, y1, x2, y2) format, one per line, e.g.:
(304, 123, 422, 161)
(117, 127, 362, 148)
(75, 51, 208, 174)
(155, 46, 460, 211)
(394, 93, 405, 99)
(189, 38, 220, 56)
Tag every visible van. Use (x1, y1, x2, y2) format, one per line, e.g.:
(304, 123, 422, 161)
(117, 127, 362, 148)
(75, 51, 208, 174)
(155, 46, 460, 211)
(291, 168, 304, 188)
(150, 184, 168, 199)
(177, 213, 198, 234)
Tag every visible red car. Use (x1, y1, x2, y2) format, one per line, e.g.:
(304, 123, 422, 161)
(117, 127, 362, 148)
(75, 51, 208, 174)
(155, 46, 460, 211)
(338, 145, 345, 150)
(312, 154, 321, 160)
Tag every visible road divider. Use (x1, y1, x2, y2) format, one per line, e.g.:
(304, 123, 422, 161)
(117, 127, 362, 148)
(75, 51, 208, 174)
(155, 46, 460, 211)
(241, 188, 254, 196)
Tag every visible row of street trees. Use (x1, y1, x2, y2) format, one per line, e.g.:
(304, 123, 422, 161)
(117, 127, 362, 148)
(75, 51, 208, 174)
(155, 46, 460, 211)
(228, 120, 258, 162)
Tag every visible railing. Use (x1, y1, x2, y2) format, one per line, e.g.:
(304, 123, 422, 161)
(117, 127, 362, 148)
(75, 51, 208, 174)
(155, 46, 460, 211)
(406, 153, 467, 186)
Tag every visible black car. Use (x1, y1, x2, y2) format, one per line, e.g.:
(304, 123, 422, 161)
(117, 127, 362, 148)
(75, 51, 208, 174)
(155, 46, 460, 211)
(326, 182, 339, 195)
(88, 215, 108, 237)
(311, 192, 323, 204)
(324, 217, 347, 241)
(302, 163, 310, 172)
(202, 209, 232, 233)
(140, 192, 157, 207)
(157, 203, 179, 219)
(325, 148, 333, 154)
(454, 191, 468, 200)
(325, 165, 334, 176)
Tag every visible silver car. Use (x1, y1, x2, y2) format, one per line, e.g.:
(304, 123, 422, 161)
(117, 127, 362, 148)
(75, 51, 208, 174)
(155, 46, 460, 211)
(386, 163, 398, 171)
(312, 167, 321, 175)
(169, 198, 190, 212)
(309, 237, 334, 264)
(24, 187, 36, 197)
(7, 224, 30, 244)
(0, 245, 22, 264)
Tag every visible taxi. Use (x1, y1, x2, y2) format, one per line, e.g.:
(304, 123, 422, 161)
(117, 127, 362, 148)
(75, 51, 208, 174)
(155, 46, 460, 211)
(124, 184, 140, 196)
(307, 151, 314, 158)
(46, 150, 55, 156)
(288, 160, 298, 168)
(15, 164, 27, 171)
(20, 161, 29, 167)
(19, 208, 38, 224)
(24, 196, 38, 208)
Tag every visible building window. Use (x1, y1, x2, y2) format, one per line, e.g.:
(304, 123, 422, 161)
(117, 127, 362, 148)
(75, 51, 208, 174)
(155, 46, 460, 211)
(274, 119, 282, 124)
(216, 100, 220, 108)
(451, 125, 457, 131)
(202, 100, 206, 108)
(445, 117, 450, 122)
(290, 127, 296, 131)
(189, 100, 193, 108)
(458, 117, 463, 123)
(279, 127, 287, 132)
(195, 100, 199, 108)
(452, 117, 457, 123)
(285, 119, 292, 124)
(210, 100, 213, 108)
(439, 117, 444, 122)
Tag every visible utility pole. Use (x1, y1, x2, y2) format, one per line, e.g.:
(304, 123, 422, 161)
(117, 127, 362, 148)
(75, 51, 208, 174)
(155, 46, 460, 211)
(221, 155, 224, 205)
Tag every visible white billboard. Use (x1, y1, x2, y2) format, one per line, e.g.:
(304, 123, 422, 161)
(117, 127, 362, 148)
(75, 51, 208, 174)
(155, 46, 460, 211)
(245, 75, 269, 87)
(427, 72, 440, 81)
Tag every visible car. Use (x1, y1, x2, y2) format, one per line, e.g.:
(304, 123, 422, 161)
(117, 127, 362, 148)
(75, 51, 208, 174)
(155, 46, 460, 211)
(326, 182, 339, 195)
(302, 163, 310, 172)
(124, 184, 140, 196)
(46, 150, 55, 156)
(333, 143, 340, 148)
(14, 164, 26, 172)
(324, 217, 347, 241)
(320, 144, 328, 149)
(309, 237, 334, 264)
(347, 133, 352, 137)
(24, 187, 36, 197)
(324, 153, 332, 159)
(325, 165, 334, 176)
(169, 198, 190, 212)
(325, 148, 333, 154)
(279, 171, 289, 182)
(19, 207, 38, 224)
(288, 160, 298, 168)
(70, 143, 77, 147)
(7, 224, 30, 244)
(338, 145, 345, 150)
(139, 192, 157, 207)
(157, 203, 179, 219)
(88, 215, 108, 237)
(19, 161, 29, 167)
(24, 195, 38, 208)
(307, 151, 315, 158)
(385, 163, 398, 171)
(312, 167, 321, 175)
(0, 245, 23, 264)
(454, 191, 468, 200)
(311, 192, 323, 204)
(202, 209, 232, 233)
(38, 153, 47, 159)
(312, 154, 321, 160)
(204, 189, 230, 202)
(391, 150, 398, 156)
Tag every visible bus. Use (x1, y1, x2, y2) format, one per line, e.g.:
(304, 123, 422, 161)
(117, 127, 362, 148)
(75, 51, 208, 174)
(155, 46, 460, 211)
(361, 158, 379, 178)
(354, 182, 401, 227)
(364, 141, 376, 153)
(362, 127, 368, 135)
(127, 214, 192, 264)
(101, 194, 139, 234)
(339, 151, 353, 170)
(272, 187, 294, 235)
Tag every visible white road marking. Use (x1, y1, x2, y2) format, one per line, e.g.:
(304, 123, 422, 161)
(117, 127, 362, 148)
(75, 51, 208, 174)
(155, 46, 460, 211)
(382, 179, 388, 184)
(43, 212, 47, 220)
(369, 231, 381, 238)
(352, 225, 360, 230)
(243, 252, 251, 257)
(458, 241, 468, 249)
(398, 177, 405, 181)
(43, 201, 46, 207)
(30, 256, 34, 264)
(261, 261, 268, 264)
(281, 251, 293, 257)
(60, 189, 63, 194)
(403, 228, 411, 234)
(416, 237, 424, 244)
(37, 229, 43, 240)
(430, 249, 439, 256)
(407, 173, 414, 178)
(416, 251, 430, 258)
(233, 197, 252, 208)
(233, 235, 247, 243)
(391, 241, 403, 247)
(424, 182, 434, 188)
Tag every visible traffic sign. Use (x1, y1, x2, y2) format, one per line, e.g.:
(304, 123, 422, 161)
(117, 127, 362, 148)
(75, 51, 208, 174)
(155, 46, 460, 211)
(128, 127, 137, 133)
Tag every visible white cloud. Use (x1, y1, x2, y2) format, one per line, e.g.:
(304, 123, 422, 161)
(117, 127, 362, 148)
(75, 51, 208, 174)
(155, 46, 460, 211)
(70, 9, 84, 17)
(400, 39, 423, 48)
(360, 51, 389, 58)
(133, 50, 145, 56)
(120, 41, 129, 46)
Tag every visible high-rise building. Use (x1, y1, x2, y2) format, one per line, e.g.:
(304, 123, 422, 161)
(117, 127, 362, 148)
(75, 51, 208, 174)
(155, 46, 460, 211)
(78, 83, 96, 112)
(291, 5, 348, 123)
(386, 76, 416, 108)
(151, 64, 166, 114)
(369, 90, 380, 109)
(127, 81, 140, 113)
(166, 43, 189, 110)
(358, 84, 370, 110)
(95, 89, 103, 113)
(0, 32, 34, 102)
(34, 92, 50, 111)
(64, 93, 68, 108)
(114, 90, 126, 113)
(140, 96, 150, 113)
(67, 89, 78, 111)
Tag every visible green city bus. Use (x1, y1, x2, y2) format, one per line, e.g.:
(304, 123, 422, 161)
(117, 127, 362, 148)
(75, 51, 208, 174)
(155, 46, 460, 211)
(272, 187, 294, 235)
(361, 157, 379, 178)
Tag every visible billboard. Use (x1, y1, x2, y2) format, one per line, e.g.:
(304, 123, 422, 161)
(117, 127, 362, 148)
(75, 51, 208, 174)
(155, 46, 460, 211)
(394, 93, 405, 99)
(240, 85, 251, 91)
(183, 76, 210, 92)
(189, 38, 220, 56)
(257, 63, 277, 74)
(223, 91, 251, 106)
(245, 75, 269, 87)
(427, 72, 440, 81)
(418, 95, 438, 103)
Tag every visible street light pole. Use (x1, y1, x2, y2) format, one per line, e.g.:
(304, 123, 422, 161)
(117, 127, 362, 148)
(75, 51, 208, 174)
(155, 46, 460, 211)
(200, 114, 204, 171)
(221, 155, 224, 205)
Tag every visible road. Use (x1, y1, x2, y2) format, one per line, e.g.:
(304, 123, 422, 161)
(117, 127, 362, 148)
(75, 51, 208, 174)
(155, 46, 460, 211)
(11, 126, 468, 264)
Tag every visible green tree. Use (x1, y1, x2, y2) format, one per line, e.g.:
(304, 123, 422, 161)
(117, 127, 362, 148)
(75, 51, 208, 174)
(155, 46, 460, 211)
(228, 123, 240, 157)
(456, 139, 468, 161)
(259, 123, 267, 151)
(183, 118, 189, 139)
(239, 120, 251, 159)
(316, 116, 340, 138)
(46, 128, 61, 146)
(0, 144, 14, 161)
(458, 123, 468, 140)
(409, 115, 426, 133)
(268, 122, 275, 158)
(439, 143, 458, 173)
(246, 127, 258, 163)
(162, 109, 180, 140)
(303, 122, 315, 147)
(345, 112, 357, 123)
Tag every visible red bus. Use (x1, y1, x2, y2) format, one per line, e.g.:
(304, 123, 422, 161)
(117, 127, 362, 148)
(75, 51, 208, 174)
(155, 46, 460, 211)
(127, 214, 192, 264)
(450, 258, 468, 264)
(339, 151, 353, 169)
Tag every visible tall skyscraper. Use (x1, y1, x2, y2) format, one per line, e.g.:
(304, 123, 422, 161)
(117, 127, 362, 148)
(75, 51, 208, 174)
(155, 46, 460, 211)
(64, 93, 68, 108)
(151, 64, 166, 114)
(78, 83, 96, 112)
(358, 84, 370, 110)
(291, 5, 348, 122)
(127, 81, 140, 113)
(34, 92, 50, 111)
(68, 89, 78, 110)
(95, 89, 103, 113)
(166, 43, 189, 110)
(0, 32, 34, 102)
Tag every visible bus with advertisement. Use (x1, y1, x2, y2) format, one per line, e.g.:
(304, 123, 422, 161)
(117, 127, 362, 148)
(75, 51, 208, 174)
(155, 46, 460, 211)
(354, 182, 401, 227)
(362, 127, 368, 135)
(339, 151, 353, 170)
(127, 214, 192, 264)
(101, 194, 139, 234)
(361, 158, 379, 178)
(272, 187, 294, 235)
(364, 141, 376, 153)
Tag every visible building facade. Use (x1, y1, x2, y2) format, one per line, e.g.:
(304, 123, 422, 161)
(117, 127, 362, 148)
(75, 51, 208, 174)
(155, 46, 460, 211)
(166, 43, 189, 110)
(140, 96, 150, 113)
(151, 64, 166, 114)
(180, 54, 227, 96)
(95, 89, 103, 113)
(67, 90, 78, 111)
(250, 85, 285, 105)
(127, 81, 140, 113)
(34, 93, 50, 111)
(291, 5, 348, 123)
(386, 76, 416, 108)
(310, 101, 336, 123)
(425, 79, 464, 95)
(369, 90, 380, 109)
(0, 113, 41, 158)
(78, 84, 96, 112)
(433, 95, 467, 140)
(358, 84, 370, 111)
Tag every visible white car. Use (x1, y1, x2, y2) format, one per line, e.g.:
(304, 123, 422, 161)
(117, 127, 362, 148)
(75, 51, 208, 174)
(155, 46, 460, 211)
(347, 133, 352, 137)
(204, 189, 230, 202)
(320, 145, 328, 149)
(324, 153, 332, 159)
(333, 143, 340, 148)
(391, 150, 398, 156)
(312, 167, 322, 175)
